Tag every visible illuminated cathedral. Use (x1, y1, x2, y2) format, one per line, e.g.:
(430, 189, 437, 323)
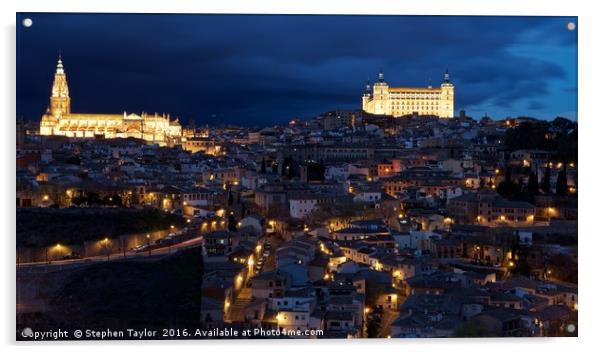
(39, 56, 182, 146)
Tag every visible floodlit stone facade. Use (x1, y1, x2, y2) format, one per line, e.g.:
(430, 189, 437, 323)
(362, 69, 454, 118)
(40, 56, 182, 146)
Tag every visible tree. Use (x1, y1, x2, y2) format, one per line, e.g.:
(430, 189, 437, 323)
(509, 236, 532, 277)
(318, 159, 325, 180)
(556, 165, 568, 196)
(240, 203, 247, 218)
(527, 169, 539, 195)
(65, 155, 81, 165)
(541, 164, 551, 194)
(102, 194, 123, 207)
(504, 121, 553, 152)
(497, 168, 517, 199)
(487, 177, 495, 189)
(306, 161, 325, 182)
(227, 190, 234, 206)
(227, 213, 238, 232)
(497, 181, 516, 199)
(504, 118, 577, 167)
(453, 323, 491, 337)
(282, 156, 295, 179)
(366, 319, 379, 338)
(260, 157, 266, 174)
(72, 192, 103, 206)
(556, 128, 578, 165)
(305, 202, 374, 227)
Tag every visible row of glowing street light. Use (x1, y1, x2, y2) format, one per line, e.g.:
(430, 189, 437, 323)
(44, 224, 178, 263)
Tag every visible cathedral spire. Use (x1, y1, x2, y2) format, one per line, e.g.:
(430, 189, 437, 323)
(56, 53, 65, 75)
(50, 53, 70, 117)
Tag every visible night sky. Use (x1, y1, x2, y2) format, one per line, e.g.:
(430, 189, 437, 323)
(16, 14, 577, 126)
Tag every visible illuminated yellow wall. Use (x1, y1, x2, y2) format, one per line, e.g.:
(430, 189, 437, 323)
(39, 57, 181, 146)
(362, 71, 455, 118)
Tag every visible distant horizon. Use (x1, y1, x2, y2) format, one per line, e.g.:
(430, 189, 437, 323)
(17, 14, 578, 125)
(17, 107, 576, 129)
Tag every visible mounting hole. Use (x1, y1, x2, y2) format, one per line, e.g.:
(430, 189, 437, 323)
(566, 324, 576, 333)
(22, 18, 33, 28)
(567, 22, 576, 31)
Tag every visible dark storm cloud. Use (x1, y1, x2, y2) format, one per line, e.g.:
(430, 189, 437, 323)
(16, 14, 577, 125)
(528, 101, 545, 110)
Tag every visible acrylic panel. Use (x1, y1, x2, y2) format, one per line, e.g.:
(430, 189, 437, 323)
(15, 13, 578, 341)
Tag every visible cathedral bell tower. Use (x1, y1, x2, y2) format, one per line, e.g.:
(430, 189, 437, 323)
(49, 55, 71, 118)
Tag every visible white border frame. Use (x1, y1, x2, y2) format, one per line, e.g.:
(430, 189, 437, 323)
(2, 1, 599, 353)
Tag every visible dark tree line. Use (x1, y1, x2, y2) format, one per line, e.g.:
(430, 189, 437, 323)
(72, 193, 123, 207)
(497, 164, 569, 202)
(504, 117, 577, 163)
(282, 156, 295, 179)
(305, 160, 326, 181)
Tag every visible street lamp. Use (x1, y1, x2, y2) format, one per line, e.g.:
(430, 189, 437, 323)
(102, 237, 111, 261)
(146, 234, 151, 256)
(47, 243, 62, 264)
(547, 207, 556, 221)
